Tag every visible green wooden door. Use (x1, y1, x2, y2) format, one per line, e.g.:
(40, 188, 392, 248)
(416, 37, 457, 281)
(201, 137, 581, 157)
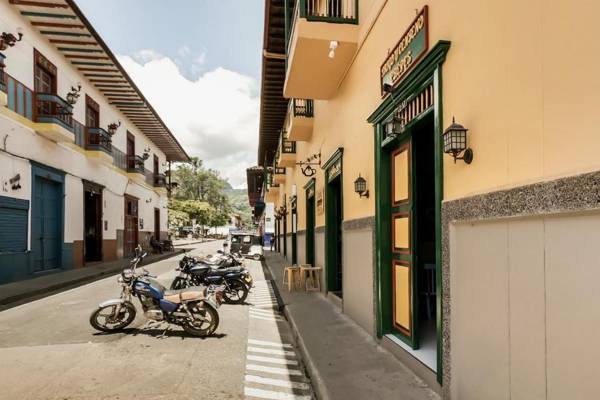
(32, 176, 62, 272)
(390, 138, 418, 348)
(306, 187, 315, 266)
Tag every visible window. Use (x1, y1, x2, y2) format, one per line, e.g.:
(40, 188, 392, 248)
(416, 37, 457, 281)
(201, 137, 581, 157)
(243, 236, 252, 244)
(0, 196, 29, 253)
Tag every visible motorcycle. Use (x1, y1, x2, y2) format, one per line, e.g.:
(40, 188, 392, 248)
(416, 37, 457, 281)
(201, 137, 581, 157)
(170, 255, 250, 304)
(182, 250, 253, 289)
(89, 246, 223, 337)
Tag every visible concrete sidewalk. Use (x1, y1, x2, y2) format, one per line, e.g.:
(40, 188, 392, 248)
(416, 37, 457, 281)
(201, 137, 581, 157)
(264, 251, 440, 400)
(0, 249, 184, 310)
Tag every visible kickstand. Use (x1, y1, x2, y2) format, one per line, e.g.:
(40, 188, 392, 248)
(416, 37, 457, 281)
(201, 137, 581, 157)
(156, 324, 171, 339)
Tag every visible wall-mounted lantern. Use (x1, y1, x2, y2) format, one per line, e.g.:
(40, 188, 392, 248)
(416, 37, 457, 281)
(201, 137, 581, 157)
(354, 174, 369, 198)
(443, 117, 473, 164)
(384, 114, 405, 138)
(142, 147, 151, 160)
(107, 121, 121, 136)
(66, 83, 82, 105)
(0, 29, 23, 51)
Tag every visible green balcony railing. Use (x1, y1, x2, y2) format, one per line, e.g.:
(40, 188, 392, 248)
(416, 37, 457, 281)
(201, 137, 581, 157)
(154, 173, 167, 188)
(287, 0, 359, 53)
(127, 155, 145, 174)
(86, 127, 112, 155)
(300, 0, 358, 23)
(282, 139, 296, 154)
(291, 98, 314, 117)
(35, 93, 74, 131)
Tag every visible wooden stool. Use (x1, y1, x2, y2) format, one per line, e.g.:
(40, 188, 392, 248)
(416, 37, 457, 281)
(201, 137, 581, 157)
(300, 265, 322, 292)
(283, 265, 301, 292)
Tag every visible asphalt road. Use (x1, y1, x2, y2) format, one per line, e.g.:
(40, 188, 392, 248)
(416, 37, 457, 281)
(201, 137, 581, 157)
(0, 241, 250, 400)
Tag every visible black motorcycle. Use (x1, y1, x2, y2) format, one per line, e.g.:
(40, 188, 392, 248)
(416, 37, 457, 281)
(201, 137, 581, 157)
(171, 255, 249, 304)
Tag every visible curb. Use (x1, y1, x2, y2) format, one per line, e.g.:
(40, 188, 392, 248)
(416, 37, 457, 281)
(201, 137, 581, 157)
(0, 249, 185, 308)
(263, 259, 330, 400)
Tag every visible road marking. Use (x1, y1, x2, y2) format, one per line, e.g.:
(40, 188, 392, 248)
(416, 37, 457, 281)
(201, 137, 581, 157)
(247, 355, 298, 365)
(244, 387, 312, 400)
(250, 315, 284, 322)
(248, 339, 293, 348)
(245, 375, 310, 390)
(246, 364, 302, 376)
(248, 346, 296, 357)
(249, 309, 281, 316)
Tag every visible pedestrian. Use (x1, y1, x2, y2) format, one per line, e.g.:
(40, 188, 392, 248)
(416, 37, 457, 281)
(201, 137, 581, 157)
(270, 237, 274, 252)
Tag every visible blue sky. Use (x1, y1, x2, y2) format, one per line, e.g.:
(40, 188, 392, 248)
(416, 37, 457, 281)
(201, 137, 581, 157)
(77, 0, 264, 81)
(76, 0, 265, 187)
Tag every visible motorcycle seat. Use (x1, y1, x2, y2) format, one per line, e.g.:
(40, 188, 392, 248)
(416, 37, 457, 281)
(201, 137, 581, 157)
(163, 286, 206, 303)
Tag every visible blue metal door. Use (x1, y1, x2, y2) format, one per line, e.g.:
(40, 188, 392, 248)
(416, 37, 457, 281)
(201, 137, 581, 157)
(32, 176, 62, 272)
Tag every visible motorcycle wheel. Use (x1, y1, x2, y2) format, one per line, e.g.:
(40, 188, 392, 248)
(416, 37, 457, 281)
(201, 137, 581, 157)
(182, 301, 219, 337)
(253, 254, 262, 261)
(223, 278, 248, 304)
(170, 277, 189, 290)
(89, 302, 136, 332)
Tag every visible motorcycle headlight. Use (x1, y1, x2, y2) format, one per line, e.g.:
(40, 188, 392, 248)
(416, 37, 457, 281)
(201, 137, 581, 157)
(122, 268, 134, 281)
(117, 276, 124, 283)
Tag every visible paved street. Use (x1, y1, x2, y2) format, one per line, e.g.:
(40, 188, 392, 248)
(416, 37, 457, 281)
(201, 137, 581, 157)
(0, 241, 313, 400)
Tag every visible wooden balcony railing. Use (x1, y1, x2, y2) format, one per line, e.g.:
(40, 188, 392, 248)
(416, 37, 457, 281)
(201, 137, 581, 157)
(35, 93, 74, 131)
(127, 155, 145, 174)
(291, 98, 314, 117)
(86, 127, 112, 154)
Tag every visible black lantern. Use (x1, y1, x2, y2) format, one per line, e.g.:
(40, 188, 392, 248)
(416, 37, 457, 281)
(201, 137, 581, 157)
(354, 174, 369, 198)
(443, 117, 473, 164)
(66, 83, 82, 105)
(0, 29, 23, 51)
(107, 121, 121, 136)
(384, 114, 405, 139)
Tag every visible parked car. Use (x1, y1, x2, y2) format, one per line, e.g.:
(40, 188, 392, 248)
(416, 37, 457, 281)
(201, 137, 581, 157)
(229, 233, 263, 260)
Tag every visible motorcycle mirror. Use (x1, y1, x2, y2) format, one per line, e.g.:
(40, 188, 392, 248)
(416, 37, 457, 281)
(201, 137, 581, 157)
(217, 250, 223, 254)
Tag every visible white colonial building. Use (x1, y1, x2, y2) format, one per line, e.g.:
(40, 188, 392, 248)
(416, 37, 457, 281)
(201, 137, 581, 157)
(0, 0, 189, 284)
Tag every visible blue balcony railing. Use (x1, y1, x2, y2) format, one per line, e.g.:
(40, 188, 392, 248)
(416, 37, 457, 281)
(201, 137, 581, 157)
(35, 93, 74, 131)
(5, 74, 34, 120)
(127, 155, 145, 174)
(86, 127, 112, 155)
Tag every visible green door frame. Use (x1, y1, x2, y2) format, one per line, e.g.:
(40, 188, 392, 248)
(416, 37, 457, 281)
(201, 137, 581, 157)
(291, 197, 297, 264)
(283, 194, 288, 259)
(322, 148, 344, 293)
(304, 178, 316, 266)
(367, 41, 450, 384)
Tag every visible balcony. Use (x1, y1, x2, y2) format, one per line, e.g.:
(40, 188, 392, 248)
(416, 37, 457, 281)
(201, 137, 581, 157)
(273, 166, 286, 184)
(127, 155, 146, 179)
(284, 0, 359, 99)
(85, 127, 112, 164)
(154, 173, 167, 188)
(265, 182, 280, 202)
(286, 98, 314, 141)
(277, 136, 297, 168)
(34, 93, 75, 143)
(0, 56, 6, 107)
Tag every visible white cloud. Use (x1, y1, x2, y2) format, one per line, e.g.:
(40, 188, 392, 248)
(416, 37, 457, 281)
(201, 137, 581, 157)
(194, 52, 206, 65)
(177, 45, 191, 58)
(118, 53, 258, 188)
(132, 49, 164, 64)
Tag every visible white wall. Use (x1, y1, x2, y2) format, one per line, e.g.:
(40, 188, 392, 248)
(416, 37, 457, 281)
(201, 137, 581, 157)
(0, 2, 171, 253)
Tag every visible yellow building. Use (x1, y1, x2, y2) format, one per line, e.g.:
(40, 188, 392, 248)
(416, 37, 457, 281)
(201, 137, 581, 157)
(251, 0, 600, 398)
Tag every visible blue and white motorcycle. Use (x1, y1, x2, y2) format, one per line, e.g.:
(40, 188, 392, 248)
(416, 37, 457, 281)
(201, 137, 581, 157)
(89, 246, 223, 337)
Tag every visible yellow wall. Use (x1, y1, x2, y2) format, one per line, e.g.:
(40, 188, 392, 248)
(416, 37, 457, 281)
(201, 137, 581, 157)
(278, 0, 600, 228)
